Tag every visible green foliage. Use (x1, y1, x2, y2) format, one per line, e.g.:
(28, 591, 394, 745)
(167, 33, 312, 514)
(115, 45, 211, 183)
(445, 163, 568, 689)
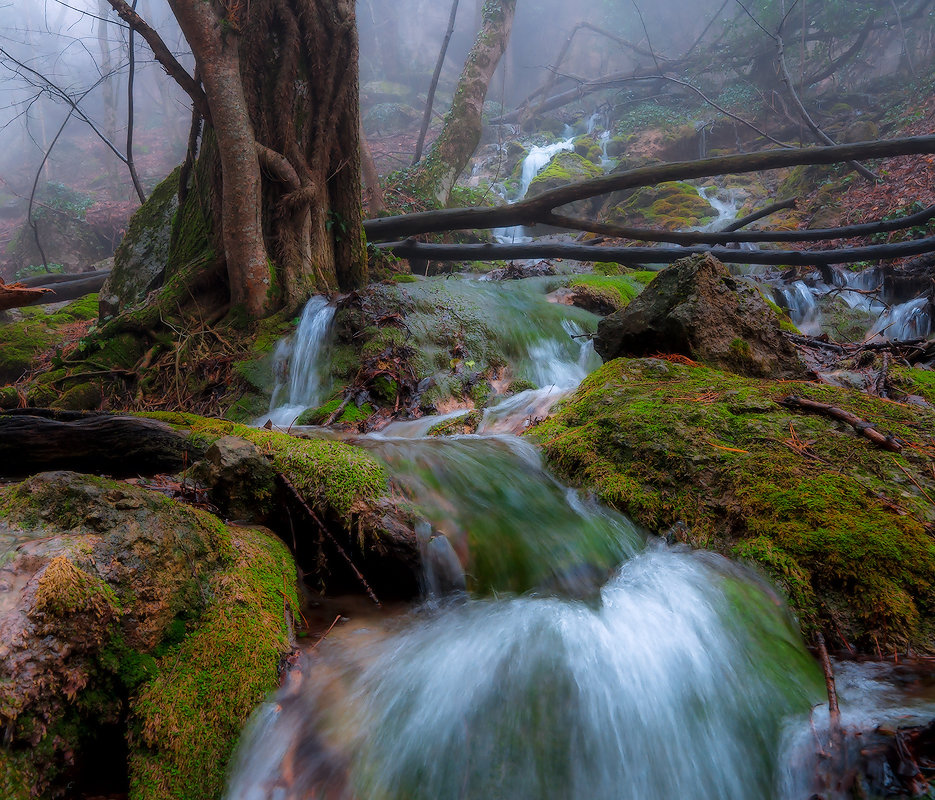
(13, 262, 65, 281)
(38, 181, 94, 219)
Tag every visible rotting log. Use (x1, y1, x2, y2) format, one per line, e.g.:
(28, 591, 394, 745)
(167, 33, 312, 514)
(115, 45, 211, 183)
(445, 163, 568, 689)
(363, 136, 935, 242)
(378, 235, 935, 268)
(0, 410, 205, 478)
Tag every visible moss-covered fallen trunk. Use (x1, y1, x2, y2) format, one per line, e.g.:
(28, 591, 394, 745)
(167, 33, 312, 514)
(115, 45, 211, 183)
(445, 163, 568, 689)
(530, 357, 935, 654)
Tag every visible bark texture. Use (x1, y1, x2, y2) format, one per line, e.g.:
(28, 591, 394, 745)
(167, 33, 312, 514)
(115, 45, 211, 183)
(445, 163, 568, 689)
(124, 0, 366, 317)
(411, 0, 516, 206)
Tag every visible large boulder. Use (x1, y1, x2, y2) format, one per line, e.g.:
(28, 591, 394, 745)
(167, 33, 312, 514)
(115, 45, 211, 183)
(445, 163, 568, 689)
(595, 253, 807, 379)
(98, 169, 179, 318)
(0, 470, 298, 799)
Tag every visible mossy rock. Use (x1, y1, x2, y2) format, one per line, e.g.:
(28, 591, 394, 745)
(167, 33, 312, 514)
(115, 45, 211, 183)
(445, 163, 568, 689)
(528, 151, 603, 192)
(607, 181, 716, 230)
(0, 471, 298, 799)
(566, 272, 657, 315)
(530, 358, 935, 653)
(138, 413, 388, 518)
(99, 169, 179, 318)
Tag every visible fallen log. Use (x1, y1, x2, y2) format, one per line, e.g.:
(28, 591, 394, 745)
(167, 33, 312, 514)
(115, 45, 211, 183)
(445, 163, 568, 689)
(544, 200, 935, 245)
(778, 395, 902, 452)
(379, 234, 935, 268)
(20, 272, 110, 307)
(16, 268, 111, 288)
(0, 410, 205, 478)
(0, 282, 53, 312)
(363, 136, 935, 242)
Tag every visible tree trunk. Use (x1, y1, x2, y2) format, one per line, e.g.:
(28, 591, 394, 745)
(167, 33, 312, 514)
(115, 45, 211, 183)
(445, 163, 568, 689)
(410, 0, 516, 206)
(117, 0, 366, 317)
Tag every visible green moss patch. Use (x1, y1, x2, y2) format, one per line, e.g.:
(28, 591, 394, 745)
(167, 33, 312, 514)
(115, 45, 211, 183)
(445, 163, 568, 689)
(129, 528, 297, 800)
(0, 294, 100, 384)
(566, 272, 657, 313)
(530, 357, 935, 653)
(139, 413, 387, 517)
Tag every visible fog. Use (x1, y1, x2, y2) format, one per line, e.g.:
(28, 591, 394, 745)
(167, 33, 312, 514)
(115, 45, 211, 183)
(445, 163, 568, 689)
(0, 0, 931, 276)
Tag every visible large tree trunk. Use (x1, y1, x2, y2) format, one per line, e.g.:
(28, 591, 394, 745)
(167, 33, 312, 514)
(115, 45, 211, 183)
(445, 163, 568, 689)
(411, 0, 516, 206)
(116, 0, 366, 318)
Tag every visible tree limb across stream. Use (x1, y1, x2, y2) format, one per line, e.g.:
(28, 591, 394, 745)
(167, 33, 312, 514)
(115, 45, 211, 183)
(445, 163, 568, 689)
(364, 136, 935, 242)
(378, 235, 935, 268)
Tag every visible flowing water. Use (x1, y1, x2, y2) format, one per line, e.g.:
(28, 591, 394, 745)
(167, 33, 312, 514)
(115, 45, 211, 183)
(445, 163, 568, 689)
(230, 159, 935, 798)
(229, 274, 865, 800)
(263, 296, 336, 427)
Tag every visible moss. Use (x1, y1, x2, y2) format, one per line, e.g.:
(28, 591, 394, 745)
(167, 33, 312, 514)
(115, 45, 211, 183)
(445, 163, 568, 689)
(0, 295, 100, 383)
(567, 273, 657, 313)
(891, 366, 935, 404)
(508, 379, 537, 393)
(530, 358, 935, 652)
(610, 182, 716, 230)
(139, 413, 387, 517)
(427, 410, 482, 436)
(295, 396, 375, 425)
(129, 528, 297, 800)
(527, 151, 602, 195)
(34, 555, 120, 618)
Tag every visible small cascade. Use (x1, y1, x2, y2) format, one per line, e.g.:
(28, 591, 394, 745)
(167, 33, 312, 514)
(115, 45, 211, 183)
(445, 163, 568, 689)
(698, 185, 741, 231)
(480, 319, 598, 434)
(516, 137, 574, 200)
(598, 129, 613, 169)
(263, 296, 335, 427)
(866, 295, 932, 341)
(775, 281, 822, 336)
(226, 541, 823, 800)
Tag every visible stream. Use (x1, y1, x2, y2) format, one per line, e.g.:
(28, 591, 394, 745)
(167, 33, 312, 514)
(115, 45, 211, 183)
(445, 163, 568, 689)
(231, 136, 935, 799)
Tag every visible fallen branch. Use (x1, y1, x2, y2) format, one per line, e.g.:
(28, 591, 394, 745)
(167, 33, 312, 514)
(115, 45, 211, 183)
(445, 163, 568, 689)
(779, 395, 902, 452)
(379, 234, 935, 268)
(723, 197, 797, 231)
(815, 632, 841, 727)
(545, 201, 935, 245)
(277, 473, 382, 607)
(0, 281, 53, 312)
(363, 135, 935, 241)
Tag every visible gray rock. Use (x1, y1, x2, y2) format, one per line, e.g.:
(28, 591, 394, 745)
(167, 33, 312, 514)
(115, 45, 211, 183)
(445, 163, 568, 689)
(595, 253, 807, 378)
(99, 169, 179, 318)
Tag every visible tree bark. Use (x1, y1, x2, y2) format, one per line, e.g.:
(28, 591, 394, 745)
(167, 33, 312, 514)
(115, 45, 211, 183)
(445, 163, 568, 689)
(410, 0, 516, 206)
(111, 0, 366, 317)
(168, 0, 270, 317)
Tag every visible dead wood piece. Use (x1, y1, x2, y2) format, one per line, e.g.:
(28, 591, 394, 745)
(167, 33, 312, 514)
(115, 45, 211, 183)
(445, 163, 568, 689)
(323, 393, 354, 426)
(0, 283, 53, 312)
(815, 632, 841, 727)
(277, 472, 381, 607)
(785, 333, 846, 353)
(779, 395, 903, 452)
(0, 411, 204, 477)
(874, 352, 891, 399)
(379, 235, 935, 268)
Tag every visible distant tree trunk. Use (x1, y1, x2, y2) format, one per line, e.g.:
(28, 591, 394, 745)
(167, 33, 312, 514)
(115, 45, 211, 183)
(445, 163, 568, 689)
(114, 0, 366, 318)
(410, 0, 516, 206)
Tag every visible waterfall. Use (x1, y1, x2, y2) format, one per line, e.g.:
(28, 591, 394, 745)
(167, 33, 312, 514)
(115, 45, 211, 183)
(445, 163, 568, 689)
(866, 295, 932, 341)
(262, 296, 335, 427)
